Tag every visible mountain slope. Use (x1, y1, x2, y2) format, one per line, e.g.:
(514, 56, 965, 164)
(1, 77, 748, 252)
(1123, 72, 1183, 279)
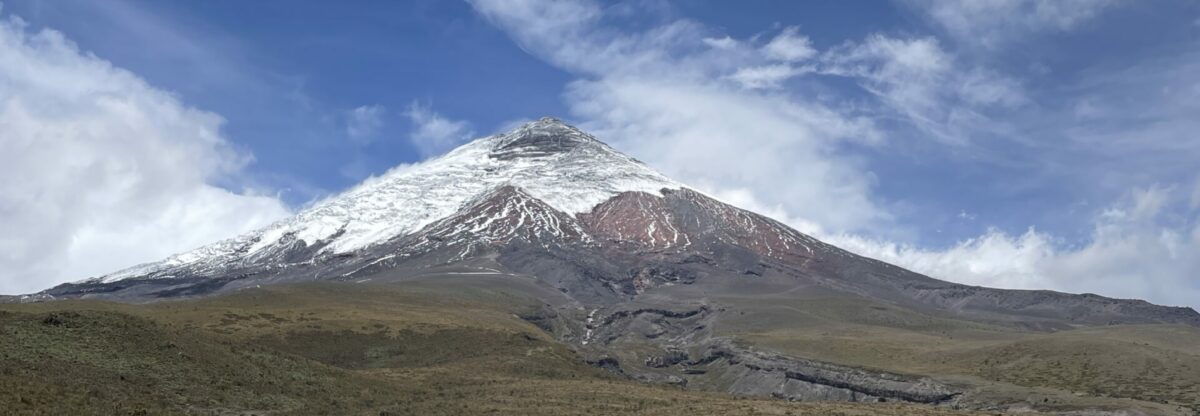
(27, 117, 1200, 414)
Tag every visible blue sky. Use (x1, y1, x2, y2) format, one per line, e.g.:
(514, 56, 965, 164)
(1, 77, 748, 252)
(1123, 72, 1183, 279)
(1, 0, 1199, 307)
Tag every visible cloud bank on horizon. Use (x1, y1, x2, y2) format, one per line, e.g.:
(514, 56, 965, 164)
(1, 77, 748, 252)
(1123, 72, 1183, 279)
(0, 0, 1198, 308)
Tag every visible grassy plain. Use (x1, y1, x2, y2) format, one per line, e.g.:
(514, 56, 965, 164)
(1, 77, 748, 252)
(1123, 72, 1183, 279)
(1, 282, 987, 416)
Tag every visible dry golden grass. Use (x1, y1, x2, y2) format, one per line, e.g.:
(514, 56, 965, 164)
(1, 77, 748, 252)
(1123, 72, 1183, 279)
(1, 283, 986, 416)
(714, 295, 1200, 414)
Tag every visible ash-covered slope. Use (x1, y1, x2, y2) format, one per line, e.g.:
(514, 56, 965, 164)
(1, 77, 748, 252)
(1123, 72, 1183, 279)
(35, 117, 1200, 412)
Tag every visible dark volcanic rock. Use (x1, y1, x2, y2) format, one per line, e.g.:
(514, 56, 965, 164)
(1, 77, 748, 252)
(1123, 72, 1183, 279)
(489, 117, 596, 160)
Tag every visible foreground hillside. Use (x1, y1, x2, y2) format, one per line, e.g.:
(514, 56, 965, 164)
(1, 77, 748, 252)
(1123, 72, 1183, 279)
(2, 282, 986, 416)
(711, 290, 1200, 413)
(5, 280, 1199, 415)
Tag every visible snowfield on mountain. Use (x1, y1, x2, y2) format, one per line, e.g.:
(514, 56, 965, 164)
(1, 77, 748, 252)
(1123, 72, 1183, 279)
(90, 118, 680, 284)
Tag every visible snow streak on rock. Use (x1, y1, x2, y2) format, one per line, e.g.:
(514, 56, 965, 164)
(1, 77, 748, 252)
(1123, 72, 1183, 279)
(579, 191, 688, 249)
(580, 189, 823, 262)
(671, 188, 822, 261)
(410, 185, 592, 250)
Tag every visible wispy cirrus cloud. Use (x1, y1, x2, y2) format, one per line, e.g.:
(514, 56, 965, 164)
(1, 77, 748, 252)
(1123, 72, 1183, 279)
(345, 104, 386, 143)
(819, 34, 1025, 144)
(762, 26, 816, 62)
(471, 0, 890, 233)
(726, 64, 809, 90)
(903, 0, 1122, 48)
(403, 102, 475, 157)
(469, 0, 1200, 308)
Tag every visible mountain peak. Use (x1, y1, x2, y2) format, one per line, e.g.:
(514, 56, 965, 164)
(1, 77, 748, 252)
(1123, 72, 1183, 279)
(491, 117, 601, 160)
(534, 115, 567, 124)
(82, 119, 680, 284)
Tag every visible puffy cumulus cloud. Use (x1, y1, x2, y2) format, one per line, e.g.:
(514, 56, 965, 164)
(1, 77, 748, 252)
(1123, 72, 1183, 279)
(345, 104, 385, 143)
(904, 0, 1120, 48)
(830, 185, 1200, 308)
(0, 15, 290, 294)
(470, 0, 889, 233)
(403, 102, 475, 157)
(829, 229, 1056, 289)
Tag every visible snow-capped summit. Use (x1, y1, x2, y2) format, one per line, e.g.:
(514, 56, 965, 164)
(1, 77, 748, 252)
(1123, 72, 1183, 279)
(91, 117, 679, 283)
(490, 116, 603, 159)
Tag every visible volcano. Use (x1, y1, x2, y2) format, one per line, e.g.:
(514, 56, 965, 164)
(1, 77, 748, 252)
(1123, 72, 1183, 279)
(33, 117, 1200, 410)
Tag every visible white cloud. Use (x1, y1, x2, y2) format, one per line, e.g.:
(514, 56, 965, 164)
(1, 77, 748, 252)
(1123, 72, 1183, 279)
(830, 228, 1056, 290)
(470, 0, 713, 79)
(763, 26, 817, 62)
(831, 185, 1200, 308)
(345, 104, 385, 143)
(0, 14, 290, 294)
(702, 36, 737, 50)
(467, 0, 1020, 234)
(726, 64, 808, 89)
(403, 102, 475, 157)
(566, 78, 886, 232)
(958, 68, 1026, 107)
(1191, 179, 1200, 210)
(820, 34, 1024, 144)
(469, 0, 1200, 310)
(1046, 50, 1200, 195)
(905, 0, 1120, 48)
(471, 0, 889, 234)
(719, 27, 819, 90)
